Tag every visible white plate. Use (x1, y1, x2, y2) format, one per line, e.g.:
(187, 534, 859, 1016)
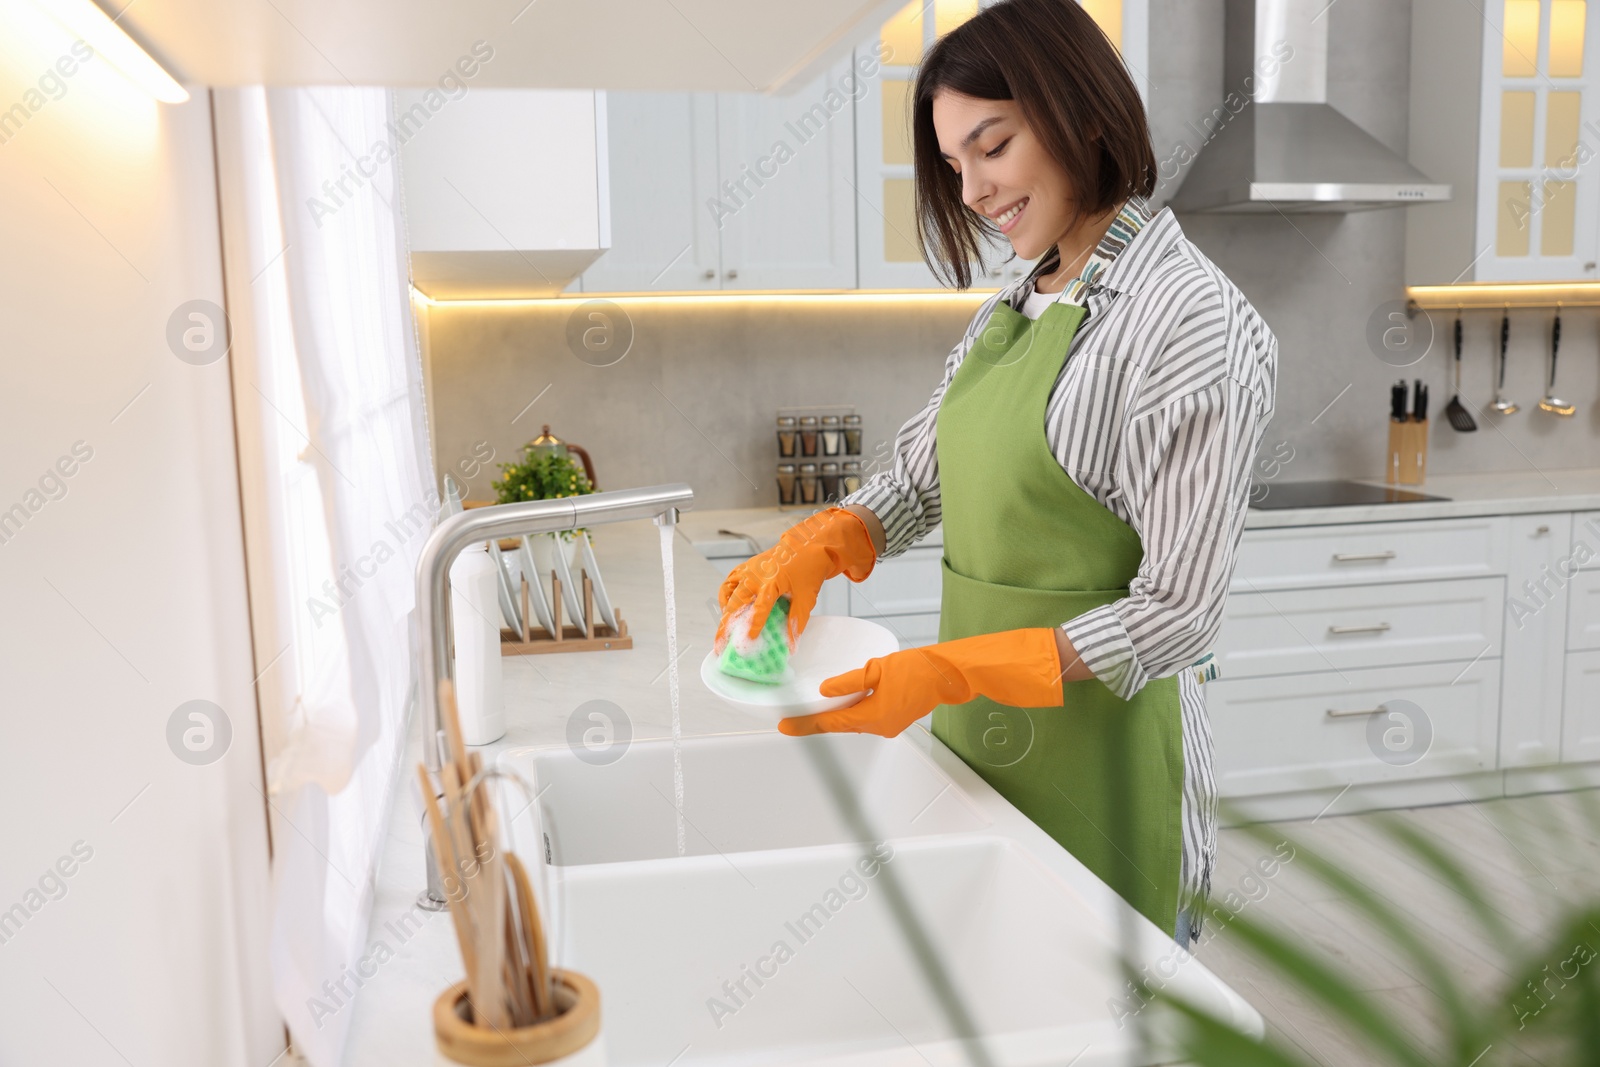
(699, 614, 900, 718)
(577, 530, 618, 633)
(549, 532, 587, 633)
(515, 537, 558, 639)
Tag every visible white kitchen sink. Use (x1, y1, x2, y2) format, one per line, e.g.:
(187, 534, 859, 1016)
(501, 731, 990, 866)
(555, 836, 1248, 1066)
(496, 728, 1261, 1066)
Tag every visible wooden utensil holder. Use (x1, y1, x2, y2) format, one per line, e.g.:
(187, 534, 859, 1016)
(500, 568, 631, 655)
(1386, 418, 1428, 486)
(434, 970, 605, 1066)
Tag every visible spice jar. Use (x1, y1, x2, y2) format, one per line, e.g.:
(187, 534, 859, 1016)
(820, 415, 842, 456)
(798, 416, 820, 457)
(820, 461, 840, 501)
(776, 416, 798, 458)
(776, 463, 797, 506)
(843, 414, 863, 455)
(798, 462, 820, 504)
(841, 459, 862, 495)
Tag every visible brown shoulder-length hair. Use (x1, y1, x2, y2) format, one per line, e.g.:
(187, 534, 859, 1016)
(911, 0, 1155, 289)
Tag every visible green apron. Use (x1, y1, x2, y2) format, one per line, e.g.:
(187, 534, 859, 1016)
(931, 297, 1185, 935)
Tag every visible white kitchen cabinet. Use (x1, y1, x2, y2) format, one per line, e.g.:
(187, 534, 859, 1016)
(1208, 659, 1502, 798)
(1561, 649, 1600, 761)
(1562, 510, 1600, 762)
(580, 0, 1147, 294)
(399, 89, 611, 299)
(581, 61, 858, 292)
(1499, 513, 1572, 767)
(848, 544, 943, 616)
(714, 62, 859, 290)
(1408, 0, 1600, 284)
(1227, 516, 1508, 593)
(576, 92, 720, 292)
(1567, 569, 1600, 648)
(1218, 502, 1600, 816)
(1214, 575, 1506, 680)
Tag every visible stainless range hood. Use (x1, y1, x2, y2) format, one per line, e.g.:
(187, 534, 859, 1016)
(1168, 0, 1451, 214)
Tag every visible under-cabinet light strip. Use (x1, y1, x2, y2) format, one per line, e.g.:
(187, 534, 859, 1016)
(411, 287, 998, 309)
(1408, 282, 1600, 310)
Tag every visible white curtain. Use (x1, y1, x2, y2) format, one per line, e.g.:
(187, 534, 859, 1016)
(214, 86, 435, 1067)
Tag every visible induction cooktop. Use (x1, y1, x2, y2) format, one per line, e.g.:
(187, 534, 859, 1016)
(1249, 479, 1449, 510)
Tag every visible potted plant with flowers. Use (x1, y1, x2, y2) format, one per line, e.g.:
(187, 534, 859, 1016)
(493, 443, 596, 580)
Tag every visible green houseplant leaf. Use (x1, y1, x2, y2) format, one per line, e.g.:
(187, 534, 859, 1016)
(1143, 794, 1600, 1067)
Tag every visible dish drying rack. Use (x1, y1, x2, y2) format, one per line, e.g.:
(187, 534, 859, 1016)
(459, 495, 631, 655)
(500, 557, 631, 655)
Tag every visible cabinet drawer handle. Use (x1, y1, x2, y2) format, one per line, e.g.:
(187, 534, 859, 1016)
(1326, 706, 1385, 718)
(1332, 550, 1397, 562)
(1327, 622, 1391, 635)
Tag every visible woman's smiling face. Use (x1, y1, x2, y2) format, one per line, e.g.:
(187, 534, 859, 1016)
(931, 89, 1079, 263)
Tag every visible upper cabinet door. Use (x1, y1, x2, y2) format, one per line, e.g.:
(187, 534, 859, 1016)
(713, 60, 859, 290)
(579, 92, 721, 293)
(1476, 0, 1600, 281)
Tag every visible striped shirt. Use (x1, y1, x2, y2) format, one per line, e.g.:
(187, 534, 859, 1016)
(843, 195, 1279, 929)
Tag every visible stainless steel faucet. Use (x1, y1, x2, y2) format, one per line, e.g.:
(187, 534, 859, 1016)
(413, 482, 694, 906)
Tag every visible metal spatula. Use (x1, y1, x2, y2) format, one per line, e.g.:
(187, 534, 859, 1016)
(1539, 306, 1574, 416)
(1445, 310, 1477, 431)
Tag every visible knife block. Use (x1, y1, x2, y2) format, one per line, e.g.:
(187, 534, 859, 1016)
(1386, 419, 1428, 485)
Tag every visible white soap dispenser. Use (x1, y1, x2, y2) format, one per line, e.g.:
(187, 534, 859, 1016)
(450, 542, 506, 745)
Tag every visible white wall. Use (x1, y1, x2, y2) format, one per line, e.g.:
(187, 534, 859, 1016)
(0, 3, 280, 1063)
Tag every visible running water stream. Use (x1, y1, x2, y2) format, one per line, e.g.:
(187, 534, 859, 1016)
(659, 522, 686, 855)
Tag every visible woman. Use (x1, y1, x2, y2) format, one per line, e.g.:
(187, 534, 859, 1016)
(716, 0, 1277, 945)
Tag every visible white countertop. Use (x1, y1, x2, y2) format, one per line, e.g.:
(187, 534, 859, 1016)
(679, 469, 1600, 555)
(1244, 467, 1600, 528)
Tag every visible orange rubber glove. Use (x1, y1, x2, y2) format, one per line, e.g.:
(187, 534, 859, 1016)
(778, 628, 1065, 738)
(715, 507, 877, 654)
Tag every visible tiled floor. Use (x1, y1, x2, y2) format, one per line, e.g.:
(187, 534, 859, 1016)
(1192, 791, 1600, 1067)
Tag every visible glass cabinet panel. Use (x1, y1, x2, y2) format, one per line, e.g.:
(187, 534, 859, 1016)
(1504, 0, 1542, 76)
(881, 78, 914, 165)
(1545, 90, 1582, 167)
(1500, 90, 1536, 166)
(1551, 0, 1586, 76)
(880, 1, 921, 66)
(1081, 0, 1124, 48)
(935, 0, 980, 37)
(1498, 180, 1533, 255)
(1543, 180, 1577, 254)
(883, 179, 920, 262)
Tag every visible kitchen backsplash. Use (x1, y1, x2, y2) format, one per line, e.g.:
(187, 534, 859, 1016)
(422, 0, 1600, 511)
(421, 296, 987, 509)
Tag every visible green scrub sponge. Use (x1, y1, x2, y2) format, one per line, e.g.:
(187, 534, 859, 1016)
(718, 595, 794, 685)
